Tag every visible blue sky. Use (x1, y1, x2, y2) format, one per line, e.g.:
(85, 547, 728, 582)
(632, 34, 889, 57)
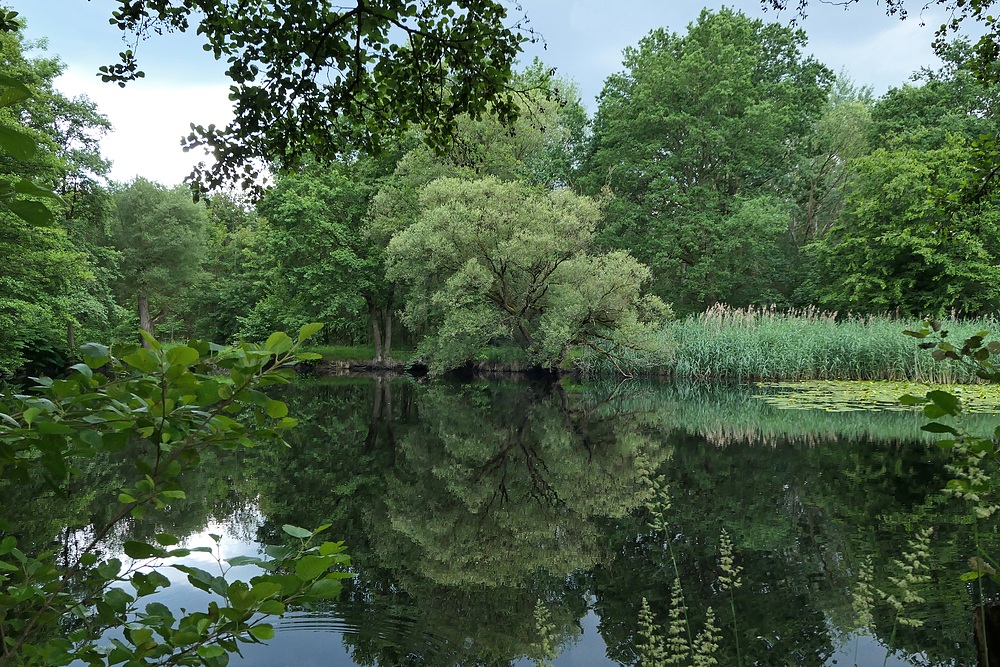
(8, 0, 956, 185)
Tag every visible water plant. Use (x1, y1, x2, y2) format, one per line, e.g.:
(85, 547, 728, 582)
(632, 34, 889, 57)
(581, 304, 1000, 382)
(717, 529, 742, 667)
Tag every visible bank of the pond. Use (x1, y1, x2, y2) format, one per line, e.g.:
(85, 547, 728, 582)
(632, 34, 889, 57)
(305, 309, 1000, 382)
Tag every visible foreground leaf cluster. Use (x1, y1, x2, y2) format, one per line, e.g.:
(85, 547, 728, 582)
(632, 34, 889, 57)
(0, 323, 350, 667)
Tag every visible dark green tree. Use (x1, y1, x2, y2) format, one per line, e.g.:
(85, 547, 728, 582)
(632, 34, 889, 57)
(244, 164, 379, 345)
(109, 178, 209, 344)
(804, 136, 1000, 315)
(583, 8, 832, 312)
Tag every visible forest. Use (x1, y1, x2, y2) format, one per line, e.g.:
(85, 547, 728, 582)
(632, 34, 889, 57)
(5, 6, 1000, 378)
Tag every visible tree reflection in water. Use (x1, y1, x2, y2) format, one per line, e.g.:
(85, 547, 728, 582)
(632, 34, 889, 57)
(13, 377, 994, 666)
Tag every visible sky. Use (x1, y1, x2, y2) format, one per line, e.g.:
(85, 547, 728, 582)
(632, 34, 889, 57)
(7, 0, 961, 186)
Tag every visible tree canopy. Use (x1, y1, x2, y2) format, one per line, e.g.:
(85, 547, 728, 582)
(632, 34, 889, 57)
(386, 177, 668, 372)
(102, 0, 534, 191)
(583, 8, 832, 311)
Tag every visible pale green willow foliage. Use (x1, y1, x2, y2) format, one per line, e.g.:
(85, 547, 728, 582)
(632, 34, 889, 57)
(386, 177, 669, 372)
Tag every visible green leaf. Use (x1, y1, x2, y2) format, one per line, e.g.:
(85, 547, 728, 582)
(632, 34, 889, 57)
(961, 570, 982, 581)
(307, 577, 344, 598)
(123, 541, 161, 559)
(265, 331, 294, 354)
(153, 533, 180, 547)
(297, 322, 324, 342)
(197, 645, 226, 659)
(250, 582, 282, 601)
(13, 178, 64, 202)
(265, 400, 288, 419)
(7, 199, 53, 225)
(69, 363, 93, 380)
(226, 555, 262, 567)
(0, 73, 32, 107)
(294, 555, 334, 581)
(281, 524, 312, 539)
(922, 422, 959, 435)
(248, 624, 275, 641)
(0, 124, 36, 159)
(138, 329, 162, 351)
(257, 600, 286, 615)
(123, 348, 160, 373)
(926, 390, 961, 416)
(165, 346, 200, 366)
(898, 394, 928, 406)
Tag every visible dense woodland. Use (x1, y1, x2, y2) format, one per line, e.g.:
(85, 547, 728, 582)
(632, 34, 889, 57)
(4, 7, 1000, 376)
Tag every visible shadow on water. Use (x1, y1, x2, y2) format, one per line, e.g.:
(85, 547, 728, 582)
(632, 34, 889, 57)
(12, 376, 998, 666)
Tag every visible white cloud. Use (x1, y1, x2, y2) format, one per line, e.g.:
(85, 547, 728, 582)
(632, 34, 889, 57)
(809, 13, 943, 93)
(55, 68, 234, 186)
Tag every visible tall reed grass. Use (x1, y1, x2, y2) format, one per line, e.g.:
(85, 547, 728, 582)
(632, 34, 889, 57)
(583, 305, 1000, 382)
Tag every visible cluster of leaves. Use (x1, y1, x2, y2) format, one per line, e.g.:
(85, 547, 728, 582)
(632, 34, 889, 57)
(901, 322, 1000, 570)
(101, 0, 534, 193)
(0, 69, 63, 226)
(0, 324, 355, 666)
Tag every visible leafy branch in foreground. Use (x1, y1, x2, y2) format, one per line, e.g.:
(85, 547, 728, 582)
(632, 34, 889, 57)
(0, 323, 349, 667)
(901, 321, 1000, 664)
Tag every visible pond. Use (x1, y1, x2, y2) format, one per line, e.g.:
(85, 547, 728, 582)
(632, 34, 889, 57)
(32, 377, 1000, 666)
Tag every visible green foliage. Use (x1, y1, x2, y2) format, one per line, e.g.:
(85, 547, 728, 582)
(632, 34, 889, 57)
(869, 41, 999, 151)
(784, 75, 873, 246)
(182, 194, 265, 343)
(102, 0, 531, 192)
(586, 305, 1000, 382)
(805, 137, 1000, 315)
(109, 178, 209, 340)
(386, 176, 668, 372)
(243, 163, 381, 343)
(0, 19, 114, 375)
(583, 8, 832, 311)
(0, 323, 350, 666)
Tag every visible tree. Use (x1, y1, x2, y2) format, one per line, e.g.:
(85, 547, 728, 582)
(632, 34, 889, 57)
(784, 75, 873, 247)
(582, 8, 832, 312)
(801, 48, 1000, 315)
(365, 68, 590, 359)
(805, 136, 1000, 315)
(100, 0, 534, 192)
(109, 178, 209, 345)
(183, 193, 268, 344)
(243, 165, 377, 345)
(0, 15, 113, 374)
(869, 40, 1000, 151)
(386, 177, 668, 373)
(761, 0, 1000, 85)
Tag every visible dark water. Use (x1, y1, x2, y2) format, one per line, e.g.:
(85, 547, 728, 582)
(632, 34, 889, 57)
(37, 377, 1000, 666)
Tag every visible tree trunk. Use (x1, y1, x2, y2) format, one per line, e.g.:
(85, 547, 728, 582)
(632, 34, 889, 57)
(368, 297, 383, 363)
(66, 321, 75, 351)
(138, 293, 153, 347)
(383, 301, 393, 360)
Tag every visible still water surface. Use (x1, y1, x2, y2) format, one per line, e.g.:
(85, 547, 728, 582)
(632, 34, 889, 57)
(79, 378, 1000, 665)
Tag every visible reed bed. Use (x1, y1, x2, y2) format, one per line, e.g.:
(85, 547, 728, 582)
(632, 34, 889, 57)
(583, 304, 1000, 382)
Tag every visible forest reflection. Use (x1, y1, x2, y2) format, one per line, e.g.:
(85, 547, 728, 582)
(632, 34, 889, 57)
(13, 377, 994, 666)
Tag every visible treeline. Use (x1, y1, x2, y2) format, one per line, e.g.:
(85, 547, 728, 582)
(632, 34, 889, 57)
(5, 7, 1000, 375)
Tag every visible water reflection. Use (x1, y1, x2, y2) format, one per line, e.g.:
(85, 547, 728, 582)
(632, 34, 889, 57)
(20, 377, 995, 666)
